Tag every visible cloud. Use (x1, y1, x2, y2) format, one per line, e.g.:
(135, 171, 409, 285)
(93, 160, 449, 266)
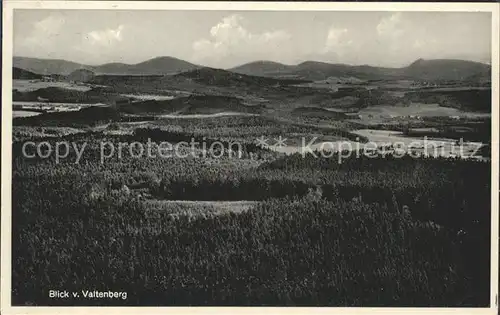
(22, 14, 66, 48)
(413, 39, 424, 49)
(208, 15, 247, 44)
(376, 13, 440, 60)
(192, 14, 291, 67)
(70, 25, 126, 63)
(375, 13, 417, 54)
(376, 12, 404, 38)
(18, 16, 126, 63)
(87, 25, 125, 47)
(34, 14, 65, 35)
(412, 38, 438, 50)
(322, 26, 353, 55)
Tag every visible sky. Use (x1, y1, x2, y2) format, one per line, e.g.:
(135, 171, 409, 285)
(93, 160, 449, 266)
(13, 10, 492, 69)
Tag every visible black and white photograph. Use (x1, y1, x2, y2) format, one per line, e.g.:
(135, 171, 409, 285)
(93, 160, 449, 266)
(1, 1, 499, 313)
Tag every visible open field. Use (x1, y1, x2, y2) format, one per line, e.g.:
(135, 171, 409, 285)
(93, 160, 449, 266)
(148, 112, 259, 119)
(12, 126, 87, 141)
(119, 93, 175, 101)
(358, 103, 490, 118)
(13, 79, 93, 92)
(12, 110, 42, 118)
(143, 200, 259, 217)
(268, 128, 487, 159)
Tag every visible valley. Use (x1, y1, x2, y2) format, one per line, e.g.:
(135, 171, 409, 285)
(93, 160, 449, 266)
(11, 55, 492, 306)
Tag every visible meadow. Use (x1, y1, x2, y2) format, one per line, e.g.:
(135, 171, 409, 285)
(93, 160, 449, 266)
(13, 79, 93, 92)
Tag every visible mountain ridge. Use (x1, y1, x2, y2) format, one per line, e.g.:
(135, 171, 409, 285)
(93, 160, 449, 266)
(13, 56, 201, 76)
(231, 58, 491, 81)
(14, 56, 491, 82)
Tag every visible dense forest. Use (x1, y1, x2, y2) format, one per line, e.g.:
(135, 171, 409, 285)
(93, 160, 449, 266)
(11, 130, 491, 306)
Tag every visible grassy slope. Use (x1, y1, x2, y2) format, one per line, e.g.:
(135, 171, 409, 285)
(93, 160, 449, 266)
(292, 107, 348, 119)
(120, 95, 263, 115)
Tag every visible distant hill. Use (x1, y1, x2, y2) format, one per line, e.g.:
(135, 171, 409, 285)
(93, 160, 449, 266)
(15, 56, 491, 83)
(67, 69, 95, 83)
(91, 63, 131, 75)
(229, 61, 296, 77)
(230, 60, 398, 81)
(13, 67, 42, 80)
(14, 56, 201, 76)
(14, 57, 90, 75)
(230, 58, 491, 82)
(130, 56, 200, 74)
(294, 61, 400, 81)
(402, 59, 491, 81)
(120, 95, 263, 115)
(94, 56, 200, 75)
(176, 67, 309, 88)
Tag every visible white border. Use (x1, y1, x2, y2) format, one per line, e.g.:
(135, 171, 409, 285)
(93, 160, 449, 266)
(2, 2, 499, 315)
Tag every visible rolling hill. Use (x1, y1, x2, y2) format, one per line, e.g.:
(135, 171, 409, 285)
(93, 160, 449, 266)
(13, 67, 42, 80)
(175, 67, 309, 88)
(91, 63, 131, 75)
(67, 69, 96, 83)
(229, 61, 296, 77)
(14, 56, 201, 76)
(404, 88, 492, 112)
(119, 95, 263, 115)
(12, 86, 120, 104)
(93, 56, 201, 75)
(14, 56, 491, 83)
(230, 58, 491, 82)
(401, 59, 491, 81)
(14, 57, 91, 76)
(230, 60, 397, 80)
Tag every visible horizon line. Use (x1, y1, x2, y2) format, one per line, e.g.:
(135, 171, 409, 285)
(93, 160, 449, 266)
(12, 55, 492, 71)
